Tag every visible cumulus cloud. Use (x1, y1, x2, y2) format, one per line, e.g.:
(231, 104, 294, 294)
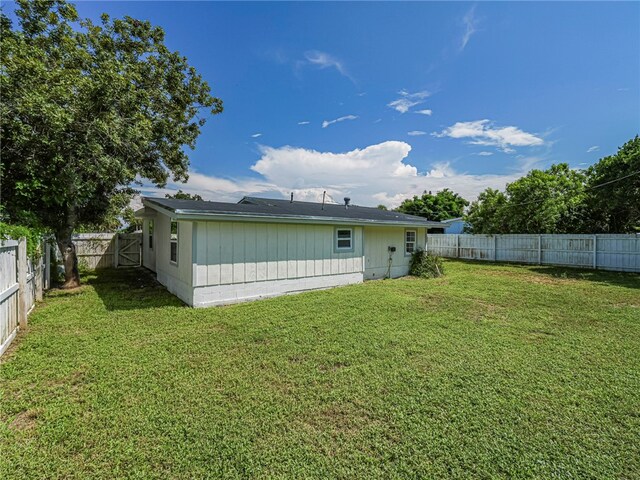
(322, 115, 358, 128)
(433, 119, 544, 153)
(408, 131, 427, 136)
(142, 141, 537, 207)
(251, 133, 262, 138)
(587, 145, 599, 153)
(415, 109, 433, 116)
(388, 90, 431, 113)
(460, 5, 479, 52)
(304, 50, 354, 83)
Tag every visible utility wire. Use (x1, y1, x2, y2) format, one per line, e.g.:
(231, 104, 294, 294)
(505, 169, 640, 208)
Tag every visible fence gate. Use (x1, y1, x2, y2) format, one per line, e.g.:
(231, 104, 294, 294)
(117, 233, 141, 267)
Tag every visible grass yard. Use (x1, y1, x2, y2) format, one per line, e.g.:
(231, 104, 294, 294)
(1, 261, 639, 479)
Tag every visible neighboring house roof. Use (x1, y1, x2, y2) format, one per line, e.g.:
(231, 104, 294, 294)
(141, 196, 443, 227)
(441, 217, 463, 224)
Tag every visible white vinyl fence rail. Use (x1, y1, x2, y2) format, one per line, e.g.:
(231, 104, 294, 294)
(0, 238, 50, 357)
(426, 234, 640, 273)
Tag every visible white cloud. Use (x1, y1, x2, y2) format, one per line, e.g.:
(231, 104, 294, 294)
(322, 115, 358, 128)
(587, 145, 599, 153)
(304, 50, 354, 83)
(408, 131, 427, 136)
(460, 5, 479, 52)
(387, 90, 431, 113)
(298, 121, 310, 125)
(142, 141, 537, 208)
(433, 119, 544, 152)
(251, 133, 262, 138)
(477, 151, 493, 156)
(415, 109, 433, 116)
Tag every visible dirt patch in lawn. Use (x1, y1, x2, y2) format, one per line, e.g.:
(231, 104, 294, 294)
(8, 409, 40, 431)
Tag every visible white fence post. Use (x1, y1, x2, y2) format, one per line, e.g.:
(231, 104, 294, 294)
(44, 240, 51, 289)
(456, 234, 460, 258)
(17, 237, 28, 329)
(114, 234, 119, 268)
(538, 235, 542, 265)
(593, 234, 597, 269)
(493, 235, 497, 261)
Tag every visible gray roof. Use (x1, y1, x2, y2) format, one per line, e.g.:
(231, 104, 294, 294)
(143, 196, 443, 227)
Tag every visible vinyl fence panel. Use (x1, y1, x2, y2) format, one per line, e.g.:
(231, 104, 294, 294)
(427, 234, 640, 273)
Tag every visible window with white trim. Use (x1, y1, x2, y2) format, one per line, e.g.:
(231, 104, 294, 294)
(148, 220, 154, 250)
(405, 230, 417, 255)
(336, 228, 353, 250)
(170, 220, 178, 264)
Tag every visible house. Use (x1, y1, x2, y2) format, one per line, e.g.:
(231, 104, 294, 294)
(441, 217, 467, 234)
(136, 196, 443, 307)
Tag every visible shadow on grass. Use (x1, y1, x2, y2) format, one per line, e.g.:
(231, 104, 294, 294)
(86, 267, 186, 311)
(527, 266, 639, 290)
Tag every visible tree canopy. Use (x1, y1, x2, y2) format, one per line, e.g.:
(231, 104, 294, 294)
(465, 137, 640, 234)
(396, 189, 469, 221)
(166, 190, 203, 201)
(1, 0, 222, 286)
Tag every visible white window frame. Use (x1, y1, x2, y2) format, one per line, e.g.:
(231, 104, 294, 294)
(405, 229, 417, 256)
(170, 220, 178, 265)
(335, 227, 354, 252)
(148, 220, 154, 250)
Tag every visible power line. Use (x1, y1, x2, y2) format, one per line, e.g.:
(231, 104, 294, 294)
(506, 169, 640, 208)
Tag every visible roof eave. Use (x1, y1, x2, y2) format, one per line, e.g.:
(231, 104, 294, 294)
(142, 198, 443, 227)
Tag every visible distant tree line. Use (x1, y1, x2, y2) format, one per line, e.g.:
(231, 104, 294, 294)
(393, 136, 639, 234)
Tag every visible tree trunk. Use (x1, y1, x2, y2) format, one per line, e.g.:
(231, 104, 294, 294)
(56, 234, 80, 289)
(56, 208, 80, 289)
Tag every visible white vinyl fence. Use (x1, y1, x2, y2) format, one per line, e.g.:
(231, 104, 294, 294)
(0, 238, 50, 357)
(426, 234, 640, 273)
(1, 232, 140, 357)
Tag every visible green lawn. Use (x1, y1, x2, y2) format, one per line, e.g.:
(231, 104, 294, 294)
(1, 261, 639, 479)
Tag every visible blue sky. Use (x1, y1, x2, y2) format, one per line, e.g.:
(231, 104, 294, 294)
(7, 1, 640, 206)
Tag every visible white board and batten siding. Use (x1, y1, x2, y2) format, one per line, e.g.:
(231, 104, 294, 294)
(152, 214, 193, 305)
(427, 234, 640, 273)
(363, 226, 426, 280)
(191, 221, 364, 307)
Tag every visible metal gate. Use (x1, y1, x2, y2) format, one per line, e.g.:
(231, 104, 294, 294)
(117, 233, 141, 267)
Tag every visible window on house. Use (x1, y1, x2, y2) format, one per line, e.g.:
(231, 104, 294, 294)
(148, 220, 154, 250)
(170, 220, 178, 264)
(336, 228, 353, 250)
(405, 230, 417, 255)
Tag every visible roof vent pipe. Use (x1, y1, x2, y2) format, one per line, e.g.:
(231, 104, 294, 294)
(290, 192, 294, 203)
(344, 197, 351, 209)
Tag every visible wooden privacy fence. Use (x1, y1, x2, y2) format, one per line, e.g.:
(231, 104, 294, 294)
(0, 238, 49, 357)
(426, 234, 640, 273)
(73, 232, 141, 269)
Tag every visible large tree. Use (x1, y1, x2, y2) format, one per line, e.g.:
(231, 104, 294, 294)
(464, 188, 509, 234)
(503, 163, 588, 234)
(1, 1, 222, 287)
(585, 136, 640, 233)
(396, 189, 469, 221)
(465, 164, 587, 234)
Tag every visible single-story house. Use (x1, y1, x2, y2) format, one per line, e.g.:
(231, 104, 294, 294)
(136, 196, 443, 307)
